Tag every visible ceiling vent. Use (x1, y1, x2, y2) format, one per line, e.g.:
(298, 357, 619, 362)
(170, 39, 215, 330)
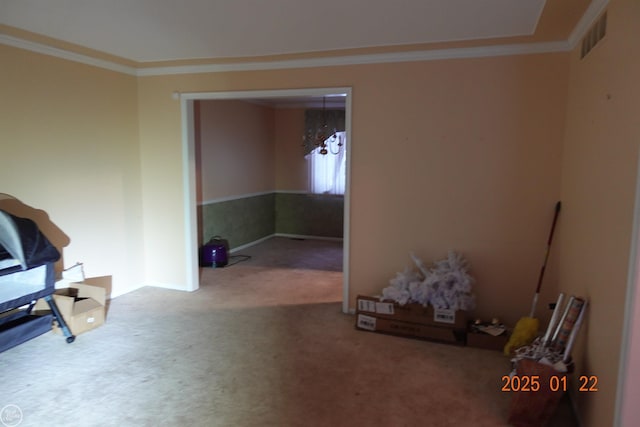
(581, 11, 607, 59)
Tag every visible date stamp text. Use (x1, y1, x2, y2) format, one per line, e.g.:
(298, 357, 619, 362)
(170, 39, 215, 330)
(501, 375, 599, 392)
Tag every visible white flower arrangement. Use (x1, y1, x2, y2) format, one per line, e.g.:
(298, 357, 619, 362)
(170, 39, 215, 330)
(382, 251, 476, 311)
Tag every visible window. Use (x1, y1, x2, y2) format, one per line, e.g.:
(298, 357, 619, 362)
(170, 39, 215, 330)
(306, 131, 347, 195)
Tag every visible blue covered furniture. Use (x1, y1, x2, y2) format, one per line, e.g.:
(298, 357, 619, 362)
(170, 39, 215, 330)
(0, 209, 75, 352)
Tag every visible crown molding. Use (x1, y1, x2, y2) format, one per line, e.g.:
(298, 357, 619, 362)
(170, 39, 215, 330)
(136, 41, 571, 76)
(0, 34, 137, 76)
(4, 14, 609, 78)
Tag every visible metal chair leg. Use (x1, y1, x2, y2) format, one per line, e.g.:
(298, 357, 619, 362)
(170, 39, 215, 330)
(44, 295, 75, 343)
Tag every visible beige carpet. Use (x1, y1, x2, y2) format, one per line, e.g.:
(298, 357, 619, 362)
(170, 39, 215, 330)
(0, 237, 577, 426)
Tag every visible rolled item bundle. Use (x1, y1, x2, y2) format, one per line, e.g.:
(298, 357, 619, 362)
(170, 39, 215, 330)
(553, 297, 585, 351)
(551, 295, 575, 344)
(563, 300, 588, 363)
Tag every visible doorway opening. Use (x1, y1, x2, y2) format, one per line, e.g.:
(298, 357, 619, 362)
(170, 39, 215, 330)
(180, 88, 352, 313)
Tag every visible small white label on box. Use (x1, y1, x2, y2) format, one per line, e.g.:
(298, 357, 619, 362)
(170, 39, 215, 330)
(357, 299, 377, 313)
(375, 302, 395, 315)
(357, 314, 377, 331)
(87, 317, 95, 323)
(434, 308, 456, 324)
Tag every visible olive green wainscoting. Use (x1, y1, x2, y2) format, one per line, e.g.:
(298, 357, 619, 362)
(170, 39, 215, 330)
(199, 192, 343, 250)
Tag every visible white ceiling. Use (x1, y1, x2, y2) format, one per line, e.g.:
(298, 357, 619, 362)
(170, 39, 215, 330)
(0, 0, 548, 63)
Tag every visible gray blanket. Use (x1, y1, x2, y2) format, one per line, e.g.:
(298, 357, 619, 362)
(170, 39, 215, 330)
(0, 210, 60, 275)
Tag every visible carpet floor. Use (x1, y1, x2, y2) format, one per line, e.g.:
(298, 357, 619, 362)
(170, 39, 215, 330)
(0, 237, 578, 426)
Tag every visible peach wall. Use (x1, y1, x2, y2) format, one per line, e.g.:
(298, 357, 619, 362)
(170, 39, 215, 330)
(0, 44, 144, 297)
(558, 0, 640, 425)
(274, 108, 308, 191)
(196, 100, 275, 201)
(197, 103, 312, 198)
(137, 53, 569, 327)
(350, 56, 567, 329)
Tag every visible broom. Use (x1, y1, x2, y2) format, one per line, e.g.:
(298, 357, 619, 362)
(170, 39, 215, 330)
(504, 201, 562, 356)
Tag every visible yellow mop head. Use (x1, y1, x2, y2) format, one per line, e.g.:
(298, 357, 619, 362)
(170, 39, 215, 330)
(504, 317, 539, 356)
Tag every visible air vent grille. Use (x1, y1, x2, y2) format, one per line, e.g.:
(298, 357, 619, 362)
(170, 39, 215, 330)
(581, 11, 607, 59)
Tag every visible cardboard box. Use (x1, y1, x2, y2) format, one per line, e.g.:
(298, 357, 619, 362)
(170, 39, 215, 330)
(466, 330, 510, 351)
(34, 282, 106, 335)
(355, 295, 467, 345)
(356, 295, 467, 329)
(356, 313, 466, 345)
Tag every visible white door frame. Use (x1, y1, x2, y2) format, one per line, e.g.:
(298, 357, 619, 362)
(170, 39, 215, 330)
(615, 151, 640, 426)
(179, 87, 353, 314)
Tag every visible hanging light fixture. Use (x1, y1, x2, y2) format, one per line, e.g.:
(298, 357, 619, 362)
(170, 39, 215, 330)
(303, 97, 343, 155)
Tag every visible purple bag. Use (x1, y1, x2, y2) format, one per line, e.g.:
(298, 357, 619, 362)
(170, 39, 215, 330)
(199, 236, 228, 268)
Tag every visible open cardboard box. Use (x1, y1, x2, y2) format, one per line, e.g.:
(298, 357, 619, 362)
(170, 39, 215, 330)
(34, 281, 106, 336)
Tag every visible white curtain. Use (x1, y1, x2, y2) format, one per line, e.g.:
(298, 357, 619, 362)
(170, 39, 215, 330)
(306, 131, 347, 195)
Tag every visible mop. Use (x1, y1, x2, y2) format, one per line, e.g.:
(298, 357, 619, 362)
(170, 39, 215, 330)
(504, 201, 562, 356)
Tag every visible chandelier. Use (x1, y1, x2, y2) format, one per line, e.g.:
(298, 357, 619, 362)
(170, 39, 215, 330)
(303, 97, 343, 155)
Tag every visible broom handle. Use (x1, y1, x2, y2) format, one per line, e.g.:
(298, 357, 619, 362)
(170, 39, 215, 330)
(530, 201, 562, 317)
